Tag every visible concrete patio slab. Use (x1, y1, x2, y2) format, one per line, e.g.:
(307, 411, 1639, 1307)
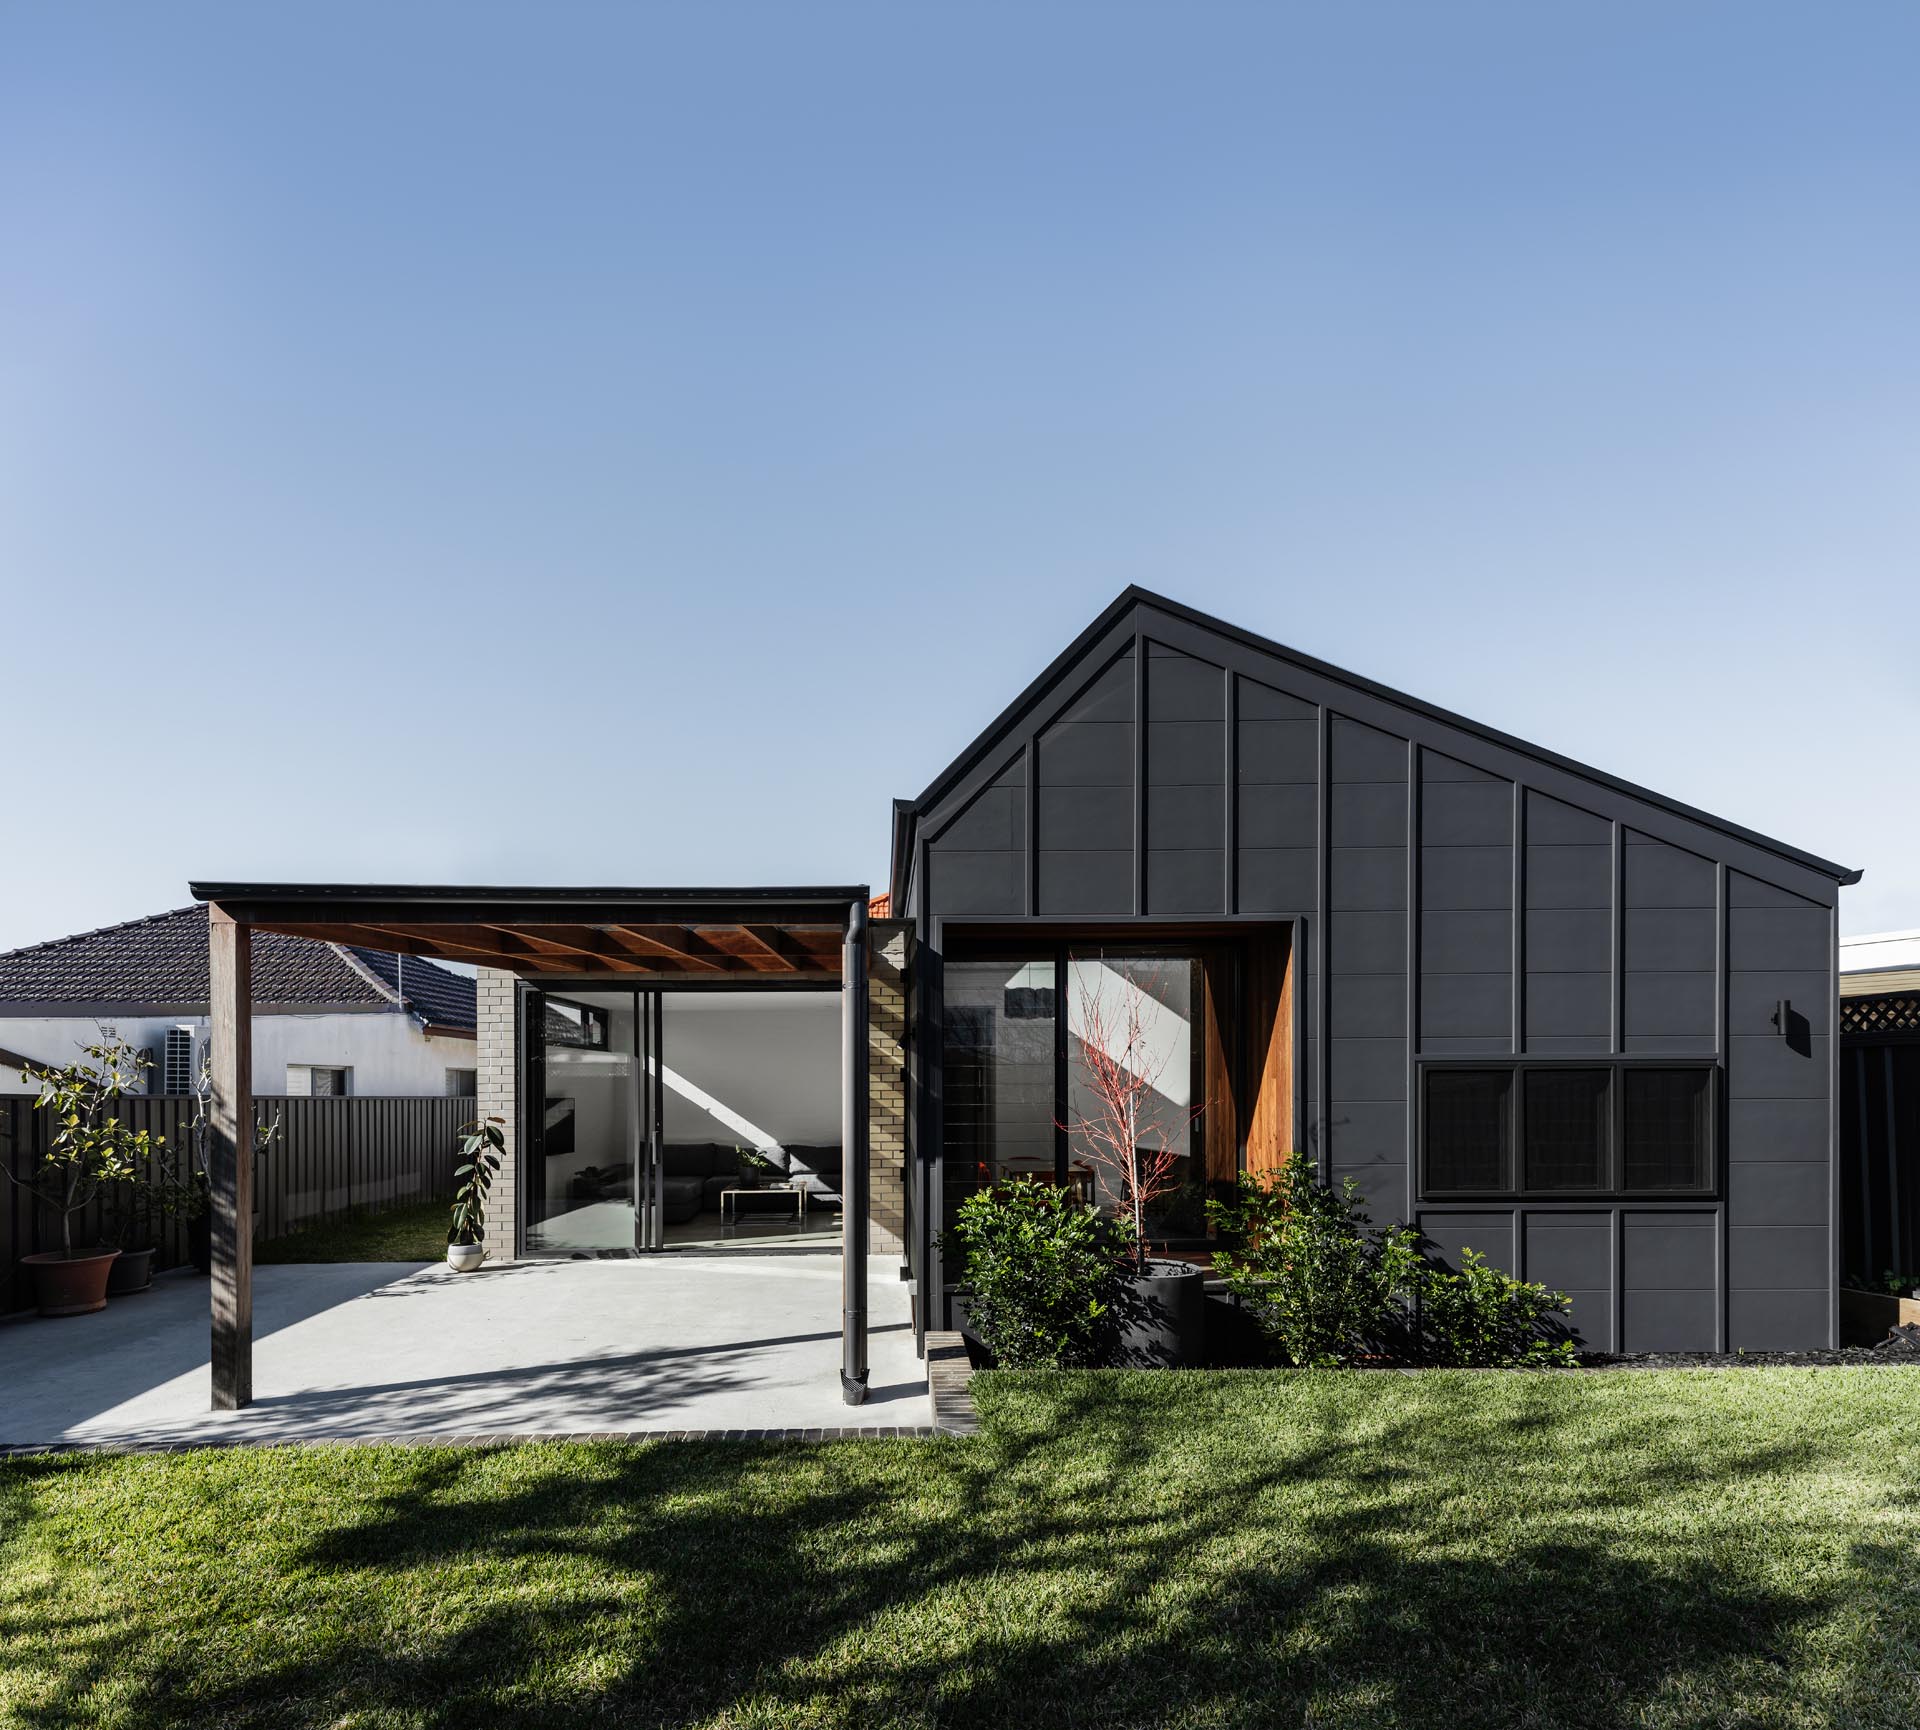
(0, 1256, 927, 1448)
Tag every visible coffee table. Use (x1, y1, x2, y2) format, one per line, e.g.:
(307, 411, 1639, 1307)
(720, 1182, 807, 1224)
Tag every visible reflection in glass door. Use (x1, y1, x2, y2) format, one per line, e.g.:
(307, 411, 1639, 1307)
(525, 989, 643, 1255)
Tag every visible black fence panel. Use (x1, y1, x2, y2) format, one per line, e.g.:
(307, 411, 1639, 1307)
(1, 1094, 474, 1314)
(1840, 1041, 1920, 1288)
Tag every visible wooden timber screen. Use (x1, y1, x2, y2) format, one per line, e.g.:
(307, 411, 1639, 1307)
(1841, 991, 1920, 1287)
(0, 1094, 473, 1314)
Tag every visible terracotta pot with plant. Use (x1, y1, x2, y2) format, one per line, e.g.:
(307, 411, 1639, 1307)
(447, 1116, 505, 1272)
(5, 1037, 159, 1316)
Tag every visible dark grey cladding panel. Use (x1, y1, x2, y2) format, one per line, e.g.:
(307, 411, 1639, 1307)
(1325, 1101, 1409, 1165)
(1330, 848, 1407, 912)
(1623, 971, 1716, 1040)
(1038, 723, 1133, 786)
(1523, 1213, 1612, 1289)
(1624, 908, 1717, 972)
(1422, 909, 1511, 973)
(1239, 783, 1316, 847)
(1422, 847, 1512, 910)
(1420, 777, 1513, 847)
(1237, 719, 1318, 782)
(932, 767, 1025, 852)
(1730, 906, 1831, 973)
(1039, 785, 1132, 852)
(1728, 1161, 1829, 1228)
(1331, 715, 1409, 783)
(1238, 675, 1316, 722)
(1727, 970, 1830, 1038)
(1037, 850, 1132, 916)
(1332, 782, 1408, 847)
(1623, 1034, 1721, 1055)
(1147, 784, 1224, 847)
(1148, 722, 1225, 786)
(1526, 972, 1610, 1039)
(1525, 844, 1612, 909)
(1526, 909, 1611, 972)
(1624, 831, 1716, 908)
(1422, 973, 1511, 1042)
(1331, 974, 1408, 1037)
(1624, 1289, 1717, 1353)
(1728, 1032, 1830, 1099)
(1424, 750, 1502, 784)
(1342, 1165, 1409, 1228)
(1727, 1096, 1827, 1161)
(1623, 1213, 1716, 1291)
(927, 849, 1023, 916)
(1729, 1289, 1828, 1351)
(1329, 1037, 1407, 1102)
(1729, 872, 1823, 909)
(1729, 1225, 1828, 1290)
(1146, 641, 1225, 720)
(1056, 646, 1135, 725)
(1417, 1211, 1518, 1276)
(1239, 848, 1317, 913)
(1525, 1034, 1614, 1055)
(1147, 850, 1224, 915)
(1526, 791, 1610, 846)
(1335, 910, 1412, 974)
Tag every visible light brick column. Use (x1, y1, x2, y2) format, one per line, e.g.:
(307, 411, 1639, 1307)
(475, 967, 518, 1260)
(868, 922, 910, 1263)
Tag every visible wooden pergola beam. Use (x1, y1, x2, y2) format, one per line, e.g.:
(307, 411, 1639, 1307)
(734, 925, 806, 971)
(603, 924, 735, 973)
(208, 907, 252, 1410)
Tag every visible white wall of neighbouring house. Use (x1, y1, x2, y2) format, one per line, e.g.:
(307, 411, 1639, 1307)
(0, 1011, 475, 1096)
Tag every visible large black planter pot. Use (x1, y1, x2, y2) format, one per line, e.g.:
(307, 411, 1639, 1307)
(188, 1214, 212, 1276)
(1118, 1259, 1207, 1367)
(105, 1246, 156, 1295)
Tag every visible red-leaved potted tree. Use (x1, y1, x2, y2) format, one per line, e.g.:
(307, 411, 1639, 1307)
(1067, 958, 1208, 1366)
(5, 1038, 158, 1316)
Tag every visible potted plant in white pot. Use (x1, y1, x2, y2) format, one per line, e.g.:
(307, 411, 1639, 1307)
(5, 1037, 157, 1315)
(447, 1115, 505, 1272)
(1068, 958, 1209, 1367)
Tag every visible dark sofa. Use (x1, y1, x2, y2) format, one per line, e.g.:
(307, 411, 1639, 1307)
(654, 1142, 845, 1223)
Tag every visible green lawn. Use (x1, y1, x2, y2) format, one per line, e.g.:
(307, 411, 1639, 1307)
(5, 1370, 1920, 1728)
(252, 1198, 450, 1265)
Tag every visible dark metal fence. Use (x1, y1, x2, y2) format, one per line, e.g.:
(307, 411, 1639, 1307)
(1, 1094, 474, 1314)
(1841, 992, 1920, 1287)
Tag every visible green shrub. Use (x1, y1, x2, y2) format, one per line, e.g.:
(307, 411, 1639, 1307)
(1417, 1248, 1577, 1367)
(944, 1180, 1130, 1368)
(1208, 1151, 1578, 1368)
(1207, 1151, 1423, 1366)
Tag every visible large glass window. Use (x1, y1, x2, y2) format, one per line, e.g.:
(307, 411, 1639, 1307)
(941, 948, 1213, 1240)
(942, 960, 1058, 1212)
(528, 991, 638, 1254)
(1421, 1062, 1715, 1199)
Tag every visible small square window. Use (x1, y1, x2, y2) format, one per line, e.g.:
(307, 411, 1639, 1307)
(1624, 1068, 1712, 1191)
(1523, 1069, 1609, 1191)
(1425, 1070, 1511, 1193)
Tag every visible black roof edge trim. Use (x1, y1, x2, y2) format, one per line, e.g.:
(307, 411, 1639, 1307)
(903, 586, 1861, 887)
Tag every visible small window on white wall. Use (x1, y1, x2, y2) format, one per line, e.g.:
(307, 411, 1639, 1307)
(290, 1065, 351, 1096)
(445, 1068, 477, 1098)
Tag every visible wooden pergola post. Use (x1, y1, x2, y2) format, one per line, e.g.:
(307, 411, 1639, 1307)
(208, 905, 253, 1410)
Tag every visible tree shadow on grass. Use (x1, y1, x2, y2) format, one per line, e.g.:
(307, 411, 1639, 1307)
(5, 1374, 1918, 1729)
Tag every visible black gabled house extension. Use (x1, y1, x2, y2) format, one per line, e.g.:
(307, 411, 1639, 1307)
(890, 589, 1860, 1354)
(192, 589, 1859, 1411)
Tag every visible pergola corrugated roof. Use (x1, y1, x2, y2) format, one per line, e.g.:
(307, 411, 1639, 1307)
(189, 883, 871, 980)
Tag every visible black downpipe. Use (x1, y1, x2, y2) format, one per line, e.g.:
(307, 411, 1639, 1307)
(841, 900, 870, 1404)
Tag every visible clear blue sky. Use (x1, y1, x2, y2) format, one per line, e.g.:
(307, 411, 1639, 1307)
(2, 3, 1915, 953)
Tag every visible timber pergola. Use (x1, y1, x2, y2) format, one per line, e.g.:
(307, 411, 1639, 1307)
(188, 882, 873, 1414)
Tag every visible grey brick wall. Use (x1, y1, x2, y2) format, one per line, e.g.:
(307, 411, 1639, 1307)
(869, 921, 910, 1262)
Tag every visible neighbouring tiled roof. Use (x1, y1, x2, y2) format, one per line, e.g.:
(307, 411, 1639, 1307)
(868, 892, 892, 918)
(0, 905, 475, 1032)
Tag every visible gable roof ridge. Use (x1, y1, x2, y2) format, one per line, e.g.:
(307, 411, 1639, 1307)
(899, 586, 1859, 890)
(332, 944, 407, 1011)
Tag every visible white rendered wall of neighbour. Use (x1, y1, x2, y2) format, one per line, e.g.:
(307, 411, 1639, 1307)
(0, 1012, 473, 1096)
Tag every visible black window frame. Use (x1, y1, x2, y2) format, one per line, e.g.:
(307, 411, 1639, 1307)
(1417, 1057, 1719, 1201)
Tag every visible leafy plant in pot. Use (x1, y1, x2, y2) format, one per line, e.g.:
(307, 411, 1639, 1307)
(5, 1038, 157, 1316)
(1067, 958, 1209, 1367)
(447, 1116, 505, 1272)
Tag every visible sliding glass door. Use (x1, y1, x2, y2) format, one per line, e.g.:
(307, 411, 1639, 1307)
(525, 989, 648, 1255)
